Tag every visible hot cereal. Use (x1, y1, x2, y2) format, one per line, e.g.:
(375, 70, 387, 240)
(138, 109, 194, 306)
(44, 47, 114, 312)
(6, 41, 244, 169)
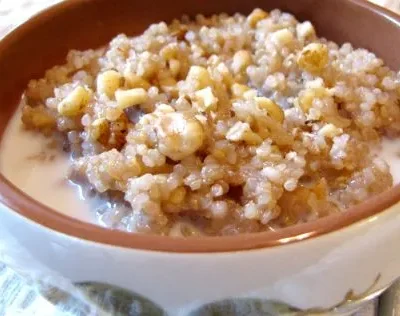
(2, 9, 400, 236)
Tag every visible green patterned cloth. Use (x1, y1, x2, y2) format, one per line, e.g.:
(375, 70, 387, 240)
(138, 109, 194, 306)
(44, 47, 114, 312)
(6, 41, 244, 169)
(0, 262, 383, 316)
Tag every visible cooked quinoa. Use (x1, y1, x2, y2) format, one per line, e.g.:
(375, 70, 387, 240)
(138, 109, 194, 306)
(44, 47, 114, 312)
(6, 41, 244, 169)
(21, 9, 400, 236)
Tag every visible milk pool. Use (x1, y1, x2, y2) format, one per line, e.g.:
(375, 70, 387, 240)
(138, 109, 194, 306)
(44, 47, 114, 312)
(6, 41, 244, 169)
(0, 108, 94, 223)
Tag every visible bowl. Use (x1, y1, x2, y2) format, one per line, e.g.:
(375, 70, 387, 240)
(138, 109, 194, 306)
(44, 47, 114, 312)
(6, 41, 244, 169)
(0, 0, 400, 314)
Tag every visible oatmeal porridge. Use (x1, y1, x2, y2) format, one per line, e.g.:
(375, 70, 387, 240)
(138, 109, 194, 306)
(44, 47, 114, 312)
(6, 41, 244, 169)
(1, 8, 400, 236)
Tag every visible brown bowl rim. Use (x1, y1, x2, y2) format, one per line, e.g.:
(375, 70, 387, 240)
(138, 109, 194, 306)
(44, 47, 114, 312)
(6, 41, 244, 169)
(0, 0, 400, 253)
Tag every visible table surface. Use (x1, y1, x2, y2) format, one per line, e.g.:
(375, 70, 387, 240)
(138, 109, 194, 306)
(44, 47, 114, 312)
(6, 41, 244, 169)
(0, 0, 399, 315)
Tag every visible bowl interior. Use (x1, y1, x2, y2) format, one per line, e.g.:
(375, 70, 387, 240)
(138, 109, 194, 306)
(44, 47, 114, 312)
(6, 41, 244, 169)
(0, 0, 400, 252)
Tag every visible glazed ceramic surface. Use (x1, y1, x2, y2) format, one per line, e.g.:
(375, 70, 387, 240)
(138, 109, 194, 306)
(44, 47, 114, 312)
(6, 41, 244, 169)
(1, 199, 399, 315)
(0, 0, 400, 315)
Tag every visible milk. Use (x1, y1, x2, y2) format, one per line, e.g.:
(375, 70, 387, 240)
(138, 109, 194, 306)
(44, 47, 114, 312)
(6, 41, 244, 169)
(0, 108, 94, 223)
(380, 138, 400, 184)
(0, 108, 399, 225)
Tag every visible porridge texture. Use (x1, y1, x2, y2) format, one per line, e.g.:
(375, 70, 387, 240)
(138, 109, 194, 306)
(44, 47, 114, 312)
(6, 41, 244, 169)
(20, 9, 400, 235)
